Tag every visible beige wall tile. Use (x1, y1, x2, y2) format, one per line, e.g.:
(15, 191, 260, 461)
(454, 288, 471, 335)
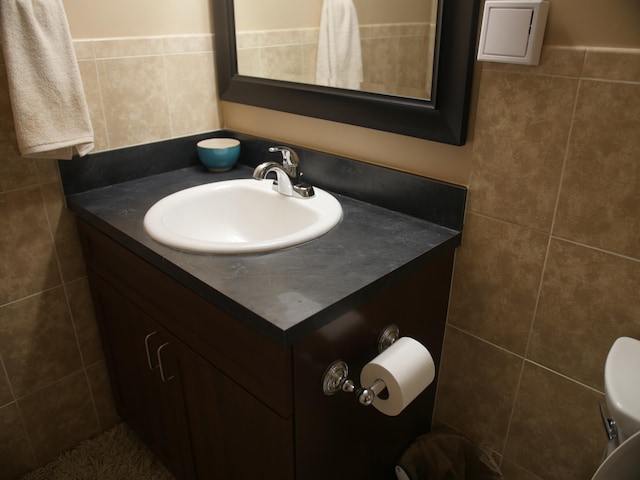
(0, 402, 37, 478)
(93, 37, 164, 59)
(34, 159, 60, 185)
(97, 56, 171, 149)
(482, 46, 586, 77)
(468, 70, 578, 231)
(77, 60, 109, 152)
(236, 31, 260, 49)
(0, 362, 12, 407)
(66, 278, 103, 367)
(41, 182, 86, 283)
(0, 188, 61, 305)
(361, 37, 397, 86)
(0, 156, 39, 193)
(259, 29, 303, 47)
(553, 80, 640, 259)
(500, 458, 544, 480)
(164, 53, 221, 137)
(260, 45, 303, 83)
(0, 287, 83, 398)
(396, 35, 429, 90)
(162, 34, 214, 54)
(18, 371, 100, 465)
(448, 213, 548, 354)
(398, 23, 429, 37)
(237, 48, 262, 77)
(86, 361, 120, 430)
(504, 362, 603, 480)
(435, 327, 523, 453)
(444, 47, 640, 479)
(359, 24, 398, 39)
(583, 48, 640, 82)
(0, 68, 39, 192)
(72, 40, 95, 61)
(301, 28, 319, 45)
(302, 43, 318, 84)
(527, 239, 640, 390)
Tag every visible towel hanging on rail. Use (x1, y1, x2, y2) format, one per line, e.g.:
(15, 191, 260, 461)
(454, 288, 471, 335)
(0, 0, 94, 160)
(316, 0, 363, 89)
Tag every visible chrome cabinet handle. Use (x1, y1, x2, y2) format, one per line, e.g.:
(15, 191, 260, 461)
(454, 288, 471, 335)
(156, 343, 175, 382)
(144, 332, 159, 370)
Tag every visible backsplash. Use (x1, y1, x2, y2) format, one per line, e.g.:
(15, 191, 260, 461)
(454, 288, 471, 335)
(0, 34, 221, 479)
(236, 22, 435, 98)
(435, 46, 640, 480)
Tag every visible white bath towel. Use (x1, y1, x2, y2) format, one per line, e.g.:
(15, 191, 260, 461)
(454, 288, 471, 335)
(316, 0, 363, 89)
(0, 0, 94, 159)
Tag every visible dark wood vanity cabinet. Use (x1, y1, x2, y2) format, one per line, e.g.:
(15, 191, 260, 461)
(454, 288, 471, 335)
(78, 220, 295, 480)
(77, 219, 454, 480)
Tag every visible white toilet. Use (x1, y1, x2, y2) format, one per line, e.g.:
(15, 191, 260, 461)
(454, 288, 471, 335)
(591, 336, 640, 480)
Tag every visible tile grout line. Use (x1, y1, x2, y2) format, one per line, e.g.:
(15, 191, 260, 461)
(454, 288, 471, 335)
(431, 248, 460, 425)
(499, 71, 585, 463)
(523, 70, 584, 360)
(467, 210, 640, 264)
(91, 41, 113, 151)
(161, 43, 175, 139)
(0, 353, 39, 467)
(446, 327, 606, 405)
(37, 183, 103, 432)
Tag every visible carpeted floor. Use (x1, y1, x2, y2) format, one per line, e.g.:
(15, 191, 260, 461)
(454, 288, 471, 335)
(21, 423, 175, 480)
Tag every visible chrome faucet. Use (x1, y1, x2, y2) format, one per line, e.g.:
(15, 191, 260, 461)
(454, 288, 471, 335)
(253, 146, 315, 198)
(269, 146, 299, 179)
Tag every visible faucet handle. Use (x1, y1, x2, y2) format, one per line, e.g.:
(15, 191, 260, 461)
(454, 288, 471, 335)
(268, 146, 299, 178)
(292, 183, 315, 198)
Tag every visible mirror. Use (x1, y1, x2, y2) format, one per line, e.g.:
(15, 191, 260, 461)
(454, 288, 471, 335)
(213, 0, 480, 145)
(233, 0, 438, 100)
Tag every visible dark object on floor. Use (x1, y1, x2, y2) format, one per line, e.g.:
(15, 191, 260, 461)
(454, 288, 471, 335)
(396, 431, 503, 480)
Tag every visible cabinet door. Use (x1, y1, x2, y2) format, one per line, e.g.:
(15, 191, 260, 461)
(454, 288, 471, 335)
(89, 273, 195, 479)
(90, 272, 295, 480)
(179, 344, 295, 480)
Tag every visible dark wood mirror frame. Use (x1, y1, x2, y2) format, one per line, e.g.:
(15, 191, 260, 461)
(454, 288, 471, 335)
(213, 0, 480, 145)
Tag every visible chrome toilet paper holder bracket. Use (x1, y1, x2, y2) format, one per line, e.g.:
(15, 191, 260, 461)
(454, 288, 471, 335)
(321, 324, 399, 406)
(322, 359, 387, 406)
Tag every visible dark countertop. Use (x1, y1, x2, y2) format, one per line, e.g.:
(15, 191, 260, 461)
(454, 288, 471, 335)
(68, 164, 460, 346)
(63, 131, 465, 347)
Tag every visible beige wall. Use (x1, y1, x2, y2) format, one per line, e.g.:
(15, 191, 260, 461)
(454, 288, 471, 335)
(63, 0, 213, 38)
(436, 46, 640, 480)
(544, 0, 640, 47)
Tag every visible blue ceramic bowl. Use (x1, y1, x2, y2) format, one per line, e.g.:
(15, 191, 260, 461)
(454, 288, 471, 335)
(197, 138, 241, 172)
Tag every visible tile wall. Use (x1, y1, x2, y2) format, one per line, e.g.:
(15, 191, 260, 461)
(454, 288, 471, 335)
(435, 46, 640, 480)
(236, 23, 435, 98)
(0, 34, 221, 479)
(2, 33, 638, 480)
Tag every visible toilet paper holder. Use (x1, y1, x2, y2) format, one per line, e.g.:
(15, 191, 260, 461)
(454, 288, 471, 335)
(322, 324, 400, 406)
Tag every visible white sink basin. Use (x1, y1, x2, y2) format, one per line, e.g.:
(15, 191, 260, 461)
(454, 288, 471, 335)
(143, 179, 343, 254)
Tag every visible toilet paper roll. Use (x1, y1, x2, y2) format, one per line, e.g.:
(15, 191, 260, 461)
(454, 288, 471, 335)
(360, 337, 435, 416)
